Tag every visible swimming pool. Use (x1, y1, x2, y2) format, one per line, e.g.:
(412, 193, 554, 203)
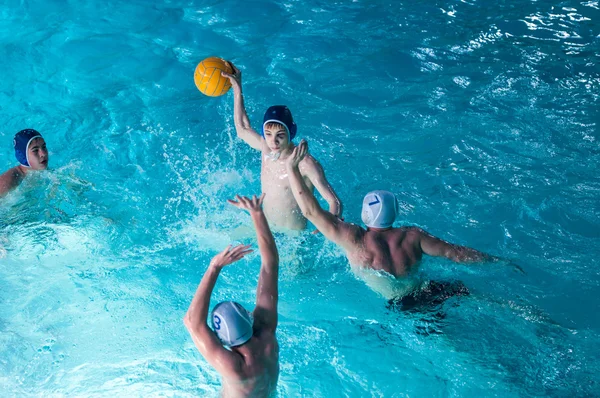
(1, 0, 598, 396)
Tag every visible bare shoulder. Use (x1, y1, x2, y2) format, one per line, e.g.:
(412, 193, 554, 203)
(1, 166, 22, 178)
(345, 221, 367, 243)
(403, 226, 424, 236)
(299, 153, 319, 169)
(299, 154, 324, 178)
(253, 328, 278, 354)
(395, 227, 424, 243)
(0, 166, 24, 186)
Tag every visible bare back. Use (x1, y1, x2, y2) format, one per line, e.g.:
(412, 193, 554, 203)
(347, 227, 424, 277)
(222, 331, 279, 398)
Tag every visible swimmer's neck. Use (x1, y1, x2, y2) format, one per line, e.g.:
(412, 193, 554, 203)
(366, 226, 394, 232)
(231, 343, 251, 357)
(276, 144, 294, 159)
(16, 165, 29, 176)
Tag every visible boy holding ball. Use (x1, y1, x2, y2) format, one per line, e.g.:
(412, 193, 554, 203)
(222, 63, 342, 232)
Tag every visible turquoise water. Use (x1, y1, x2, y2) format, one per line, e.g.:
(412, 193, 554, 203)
(1, 0, 599, 396)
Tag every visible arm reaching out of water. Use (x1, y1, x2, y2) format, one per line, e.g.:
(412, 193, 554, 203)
(301, 156, 343, 220)
(420, 231, 525, 273)
(183, 244, 253, 376)
(228, 194, 279, 331)
(418, 229, 497, 263)
(286, 140, 359, 252)
(221, 63, 264, 151)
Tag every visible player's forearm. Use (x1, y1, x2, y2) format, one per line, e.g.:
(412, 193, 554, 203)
(232, 86, 253, 134)
(288, 167, 320, 218)
(326, 196, 342, 218)
(250, 210, 278, 265)
(184, 265, 221, 330)
(449, 245, 496, 263)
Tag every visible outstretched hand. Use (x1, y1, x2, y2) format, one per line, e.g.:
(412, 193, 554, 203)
(228, 194, 265, 213)
(286, 139, 308, 170)
(209, 244, 253, 269)
(221, 61, 242, 88)
(490, 256, 526, 275)
(506, 260, 526, 275)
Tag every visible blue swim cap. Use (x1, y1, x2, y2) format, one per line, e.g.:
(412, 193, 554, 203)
(211, 301, 254, 347)
(262, 105, 297, 140)
(14, 129, 43, 167)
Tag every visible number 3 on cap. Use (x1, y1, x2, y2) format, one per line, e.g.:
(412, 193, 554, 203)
(213, 315, 222, 330)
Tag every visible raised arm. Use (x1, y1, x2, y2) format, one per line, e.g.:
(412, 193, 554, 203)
(228, 194, 279, 332)
(221, 63, 264, 151)
(417, 228, 497, 263)
(302, 156, 343, 218)
(183, 244, 253, 375)
(286, 141, 358, 251)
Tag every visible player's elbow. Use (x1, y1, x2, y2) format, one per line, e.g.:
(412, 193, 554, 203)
(446, 247, 480, 263)
(302, 205, 315, 218)
(443, 247, 464, 263)
(262, 256, 279, 270)
(449, 254, 464, 263)
(183, 313, 200, 331)
(303, 198, 322, 218)
(183, 314, 192, 328)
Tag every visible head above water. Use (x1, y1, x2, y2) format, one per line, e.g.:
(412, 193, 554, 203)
(262, 106, 297, 152)
(211, 301, 254, 348)
(361, 190, 398, 229)
(14, 129, 48, 170)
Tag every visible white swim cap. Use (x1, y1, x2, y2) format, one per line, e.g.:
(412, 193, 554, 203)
(361, 190, 398, 229)
(211, 301, 254, 347)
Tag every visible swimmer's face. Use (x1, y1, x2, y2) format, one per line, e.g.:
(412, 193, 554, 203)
(263, 123, 290, 152)
(27, 137, 49, 170)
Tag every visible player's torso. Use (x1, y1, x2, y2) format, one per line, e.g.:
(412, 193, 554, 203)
(358, 228, 423, 277)
(260, 153, 313, 231)
(222, 338, 279, 398)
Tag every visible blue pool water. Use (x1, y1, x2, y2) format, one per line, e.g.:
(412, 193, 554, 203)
(1, 0, 599, 396)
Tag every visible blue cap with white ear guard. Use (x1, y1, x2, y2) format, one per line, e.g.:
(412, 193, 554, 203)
(14, 129, 42, 167)
(262, 105, 297, 140)
(211, 301, 254, 347)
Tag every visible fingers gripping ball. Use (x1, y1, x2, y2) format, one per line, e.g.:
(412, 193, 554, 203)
(194, 57, 233, 97)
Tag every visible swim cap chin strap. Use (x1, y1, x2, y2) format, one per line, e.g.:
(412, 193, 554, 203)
(361, 190, 398, 229)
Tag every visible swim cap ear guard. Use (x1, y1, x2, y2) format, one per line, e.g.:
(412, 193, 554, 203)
(14, 129, 43, 167)
(361, 190, 398, 229)
(211, 301, 254, 347)
(262, 105, 297, 140)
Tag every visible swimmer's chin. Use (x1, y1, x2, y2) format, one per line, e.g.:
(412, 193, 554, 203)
(267, 144, 291, 153)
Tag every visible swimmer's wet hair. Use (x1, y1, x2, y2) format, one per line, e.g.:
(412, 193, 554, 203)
(264, 121, 287, 132)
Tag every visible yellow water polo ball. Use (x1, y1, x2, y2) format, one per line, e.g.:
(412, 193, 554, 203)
(194, 57, 233, 97)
